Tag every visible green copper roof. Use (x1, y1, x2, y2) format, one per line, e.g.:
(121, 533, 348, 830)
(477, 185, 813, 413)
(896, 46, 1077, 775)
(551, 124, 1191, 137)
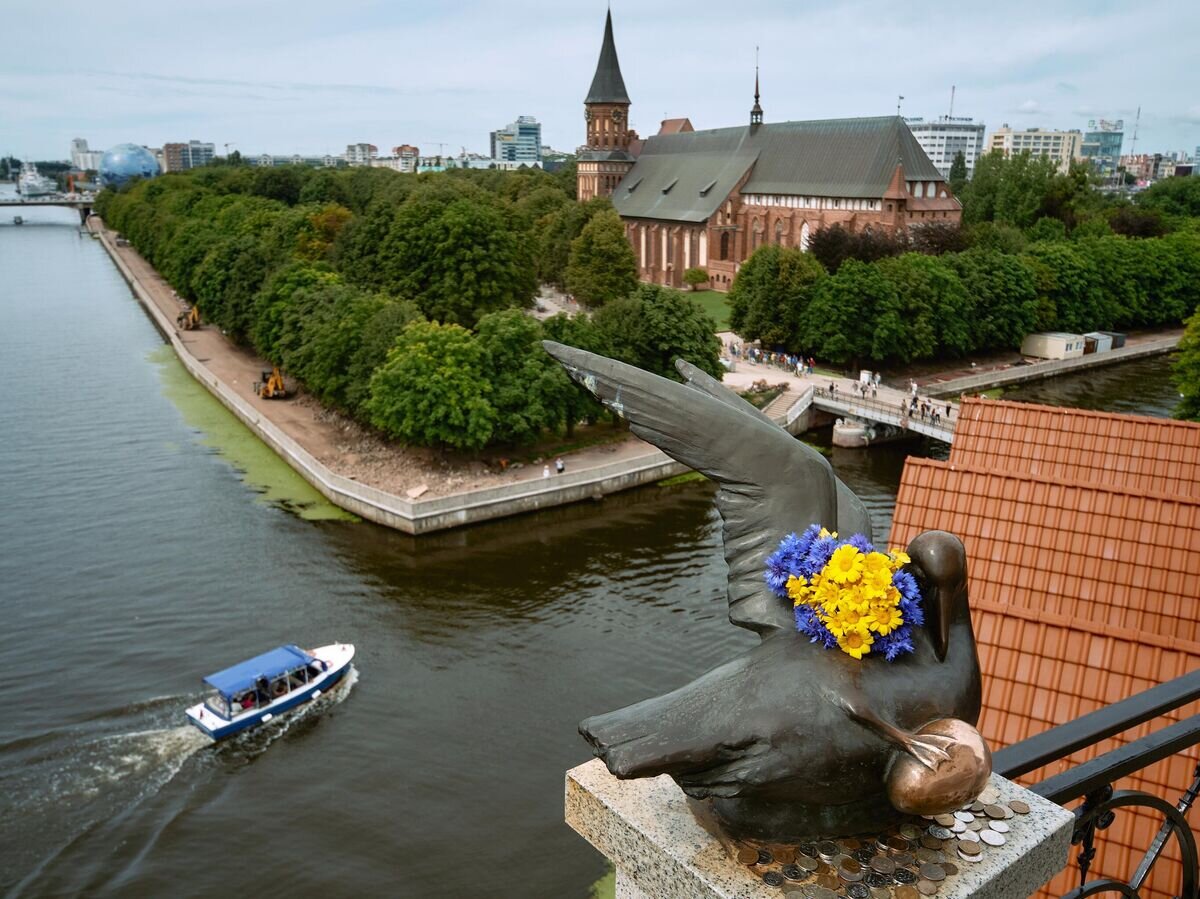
(613, 116, 945, 223)
(585, 10, 630, 104)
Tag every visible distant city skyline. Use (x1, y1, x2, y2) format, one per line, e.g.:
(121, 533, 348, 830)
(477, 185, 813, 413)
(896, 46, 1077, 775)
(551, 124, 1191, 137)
(2, 1, 1197, 161)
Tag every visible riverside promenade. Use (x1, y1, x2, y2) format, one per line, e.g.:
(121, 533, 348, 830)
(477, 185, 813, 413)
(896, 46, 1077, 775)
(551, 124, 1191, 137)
(90, 219, 813, 534)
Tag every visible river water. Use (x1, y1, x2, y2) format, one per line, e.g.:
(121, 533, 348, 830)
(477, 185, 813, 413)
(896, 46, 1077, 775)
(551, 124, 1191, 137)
(0, 195, 1180, 897)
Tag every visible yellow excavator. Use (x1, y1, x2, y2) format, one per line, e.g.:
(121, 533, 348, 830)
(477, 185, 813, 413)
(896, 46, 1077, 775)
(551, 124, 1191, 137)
(177, 305, 201, 330)
(257, 367, 289, 399)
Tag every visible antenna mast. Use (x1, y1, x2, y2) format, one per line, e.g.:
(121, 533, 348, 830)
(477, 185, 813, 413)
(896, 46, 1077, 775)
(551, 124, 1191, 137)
(948, 86, 955, 118)
(1128, 106, 1140, 158)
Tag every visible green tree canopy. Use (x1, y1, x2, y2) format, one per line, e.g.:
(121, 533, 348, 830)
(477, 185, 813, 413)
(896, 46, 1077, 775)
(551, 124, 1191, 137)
(564, 208, 638, 307)
(366, 321, 496, 450)
(728, 245, 826, 350)
(944, 249, 1039, 350)
(374, 194, 536, 327)
(948, 151, 968, 197)
(593, 285, 723, 381)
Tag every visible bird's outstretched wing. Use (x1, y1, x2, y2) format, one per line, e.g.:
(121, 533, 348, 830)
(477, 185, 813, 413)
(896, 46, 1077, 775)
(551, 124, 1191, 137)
(674, 359, 873, 541)
(545, 341, 839, 634)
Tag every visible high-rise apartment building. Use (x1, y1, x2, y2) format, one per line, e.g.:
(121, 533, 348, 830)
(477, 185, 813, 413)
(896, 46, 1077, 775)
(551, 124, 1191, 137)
(1080, 119, 1124, 175)
(987, 126, 1083, 173)
(344, 143, 378, 166)
(490, 116, 542, 164)
(69, 138, 104, 171)
(162, 140, 215, 172)
(904, 117, 986, 178)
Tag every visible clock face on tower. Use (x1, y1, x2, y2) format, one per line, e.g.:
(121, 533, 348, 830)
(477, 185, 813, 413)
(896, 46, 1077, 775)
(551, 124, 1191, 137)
(584, 107, 593, 123)
(611, 108, 624, 125)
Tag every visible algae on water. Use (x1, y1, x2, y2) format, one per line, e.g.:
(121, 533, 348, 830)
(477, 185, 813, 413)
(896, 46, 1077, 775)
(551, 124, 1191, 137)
(150, 346, 355, 522)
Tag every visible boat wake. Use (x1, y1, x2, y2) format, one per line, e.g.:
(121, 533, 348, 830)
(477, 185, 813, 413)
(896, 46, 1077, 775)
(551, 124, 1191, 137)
(1, 668, 357, 895)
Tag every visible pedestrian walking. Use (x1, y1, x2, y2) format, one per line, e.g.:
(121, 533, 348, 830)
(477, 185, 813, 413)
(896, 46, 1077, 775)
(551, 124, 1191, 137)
(555, 457, 565, 475)
(542, 465, 550, 479)
(946, 402, 953, 418)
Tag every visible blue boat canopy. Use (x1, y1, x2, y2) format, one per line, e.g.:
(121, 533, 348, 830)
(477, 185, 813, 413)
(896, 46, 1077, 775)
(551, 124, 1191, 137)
(203, 645, 315, 698)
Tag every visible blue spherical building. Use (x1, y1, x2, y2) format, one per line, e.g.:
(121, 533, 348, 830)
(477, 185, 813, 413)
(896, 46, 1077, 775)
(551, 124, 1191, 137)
(99, 144, 160, 187)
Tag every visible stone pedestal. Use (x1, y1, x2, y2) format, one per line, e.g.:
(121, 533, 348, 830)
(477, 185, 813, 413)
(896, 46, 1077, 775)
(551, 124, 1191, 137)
(566, 758, 1074, 899)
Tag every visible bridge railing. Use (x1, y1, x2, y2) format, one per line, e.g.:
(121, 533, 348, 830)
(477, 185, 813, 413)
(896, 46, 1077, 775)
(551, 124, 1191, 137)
(994, 669, 1200, 897)
(811, 387, 957, 439)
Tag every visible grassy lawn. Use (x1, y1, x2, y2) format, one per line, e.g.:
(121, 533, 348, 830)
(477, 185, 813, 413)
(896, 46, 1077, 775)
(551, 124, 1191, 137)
(689, 289, 732, 331)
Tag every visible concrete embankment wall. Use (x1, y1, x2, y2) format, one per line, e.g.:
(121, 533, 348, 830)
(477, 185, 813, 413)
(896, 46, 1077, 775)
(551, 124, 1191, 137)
(925, 336, 1180, 397)
(95, 222, 811, 534)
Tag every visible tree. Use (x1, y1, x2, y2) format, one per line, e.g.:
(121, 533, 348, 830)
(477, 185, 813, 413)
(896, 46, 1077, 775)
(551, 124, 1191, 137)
(1108, 205, 1168, 238)
(728, 246, 826, 350)
(960, 150, 1060, 228)
(1139, 177, 1200, 218)
(948, 151, 968, 197)
(250, 166, 303, 205)
(296, 203, 353, 260)
(564, 209, 638, 306)
(800, 260, 896, 365)
(808, 224, 906, 273)
(876, 254, 972, 359)
(1175, 306, 1200, 421)
(534, 196, 611, 287)
(251, 262, 341, 360)
(683, 267, 709, 290)
(945, 249, 1039, 351)
(592, 285, 723, 381)
(375, 194, 536, 327)
(1026, 216, 1067, 243)
(540, 313, 610, 435)
(344, 299, 425, 413)
(909, 222, 969, 256)
(366, 321, 496, 450)
(475, 309, 571, 445)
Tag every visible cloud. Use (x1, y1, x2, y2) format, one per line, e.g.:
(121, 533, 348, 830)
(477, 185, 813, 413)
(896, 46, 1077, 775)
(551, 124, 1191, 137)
(1012, 99, 1048, 117)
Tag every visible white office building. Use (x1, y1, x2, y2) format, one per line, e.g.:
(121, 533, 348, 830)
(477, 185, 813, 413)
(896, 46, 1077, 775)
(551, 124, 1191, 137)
(987, 126, 1083, 173)
(344, 143, 378, 166)
(70, 138, 104, 171)
(904, 117, 986, 179)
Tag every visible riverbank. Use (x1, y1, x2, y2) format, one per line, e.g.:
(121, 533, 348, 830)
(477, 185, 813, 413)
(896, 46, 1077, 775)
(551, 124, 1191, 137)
(90, 218, 816, 533)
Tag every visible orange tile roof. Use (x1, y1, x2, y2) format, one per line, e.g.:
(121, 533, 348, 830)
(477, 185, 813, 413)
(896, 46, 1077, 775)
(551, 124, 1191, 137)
(951, 397, 1200, 498)
(891, 452, 1200, 899)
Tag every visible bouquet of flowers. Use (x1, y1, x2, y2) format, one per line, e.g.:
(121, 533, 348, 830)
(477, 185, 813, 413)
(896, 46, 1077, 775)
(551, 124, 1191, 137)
(764, 525, 923, 661)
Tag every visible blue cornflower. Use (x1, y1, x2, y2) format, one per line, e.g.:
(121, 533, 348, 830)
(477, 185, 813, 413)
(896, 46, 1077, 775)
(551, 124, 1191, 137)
(805, 535, 838, 573)
(878, 626, 915, 661)
(893, 570, 920, 602)
(899, 597, 925, 627)
(848, 533, 875, 554)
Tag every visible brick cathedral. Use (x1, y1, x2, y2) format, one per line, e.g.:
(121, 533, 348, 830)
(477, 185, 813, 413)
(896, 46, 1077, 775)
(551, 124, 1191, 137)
(577, 12, 963, 292)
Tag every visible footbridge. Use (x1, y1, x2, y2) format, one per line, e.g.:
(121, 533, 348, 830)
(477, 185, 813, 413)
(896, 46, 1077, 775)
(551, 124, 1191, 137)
(812, 386, 956, 444)
(1, 196, 96, 224)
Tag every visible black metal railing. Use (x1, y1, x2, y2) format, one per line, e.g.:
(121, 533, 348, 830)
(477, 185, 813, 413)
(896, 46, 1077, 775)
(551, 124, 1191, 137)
(995, 669, 1200, 898)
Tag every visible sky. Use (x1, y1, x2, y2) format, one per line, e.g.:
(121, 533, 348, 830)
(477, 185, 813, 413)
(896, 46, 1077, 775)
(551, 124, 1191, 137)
(3, 0, 1198, 162)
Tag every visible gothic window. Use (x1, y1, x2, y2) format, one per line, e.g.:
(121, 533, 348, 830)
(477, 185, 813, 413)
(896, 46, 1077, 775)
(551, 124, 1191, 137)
(720, 232, 730, 260)
(752, 219, 763, 251)
(689, 231, 699, 267)
(775, 221, 784, 245)
(800, 221, 811, 252)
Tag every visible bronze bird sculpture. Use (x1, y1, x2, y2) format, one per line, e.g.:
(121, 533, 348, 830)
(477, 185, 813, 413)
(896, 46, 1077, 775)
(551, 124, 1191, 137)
(544, 342, 991, 841)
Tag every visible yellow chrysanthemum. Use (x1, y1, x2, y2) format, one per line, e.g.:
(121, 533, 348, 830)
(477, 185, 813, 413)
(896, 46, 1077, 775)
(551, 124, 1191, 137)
(861, 565, 894, 595)
(786, 575, 810, 605)
(824, 604, 866, 637)
(819, 528, 838, 539)
(837, 628, 874, 660)
(889, 548, 911, 567)
(862, 552, 892, 576)
(825, 545, 864, 584)
(842, 584, 874, 614)
(866, 603, 904, 635)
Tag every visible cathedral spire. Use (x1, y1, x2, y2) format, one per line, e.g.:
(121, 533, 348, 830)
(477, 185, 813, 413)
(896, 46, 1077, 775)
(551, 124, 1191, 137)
(750, 48, 763, 127)
(585, 9, 631, 104)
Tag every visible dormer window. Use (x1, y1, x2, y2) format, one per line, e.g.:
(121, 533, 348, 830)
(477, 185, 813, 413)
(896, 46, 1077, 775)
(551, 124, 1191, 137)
(626, 177, 643, 193)
(662, 178, 678, 194)
(699, 179, 717, 196)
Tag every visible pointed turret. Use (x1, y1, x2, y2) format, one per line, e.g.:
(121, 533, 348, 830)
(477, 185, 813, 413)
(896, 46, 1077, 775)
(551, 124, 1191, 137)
(586, 10, 631, 104)
(750, 63, 763, 128)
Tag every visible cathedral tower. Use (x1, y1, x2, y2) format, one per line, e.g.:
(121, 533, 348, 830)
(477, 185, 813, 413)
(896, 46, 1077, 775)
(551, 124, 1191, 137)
(577, 10, 636, 201)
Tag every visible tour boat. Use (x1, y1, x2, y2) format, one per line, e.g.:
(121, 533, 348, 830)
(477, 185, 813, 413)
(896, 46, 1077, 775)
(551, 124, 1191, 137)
(186, 643, 355, 740)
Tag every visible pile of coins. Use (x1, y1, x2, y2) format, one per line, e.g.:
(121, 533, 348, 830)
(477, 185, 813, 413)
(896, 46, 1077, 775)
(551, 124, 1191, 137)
(732, 786, 1031, 897)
